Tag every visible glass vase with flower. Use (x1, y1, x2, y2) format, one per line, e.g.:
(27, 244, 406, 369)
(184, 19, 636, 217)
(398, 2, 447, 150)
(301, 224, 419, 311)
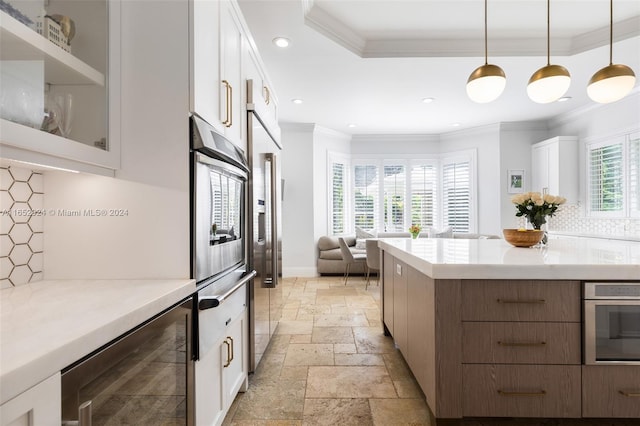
(510, 192, 566, 244)
(408, 224, 421, 239)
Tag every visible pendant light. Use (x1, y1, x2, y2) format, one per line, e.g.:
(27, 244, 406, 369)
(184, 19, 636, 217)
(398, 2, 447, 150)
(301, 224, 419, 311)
(587, 0, 636, 103)
(466, 0, 506, 103)
(527, 0, 570, 103)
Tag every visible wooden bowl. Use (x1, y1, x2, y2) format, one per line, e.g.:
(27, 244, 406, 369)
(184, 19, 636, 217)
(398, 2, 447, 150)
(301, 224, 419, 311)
(502, 229, 544, 247)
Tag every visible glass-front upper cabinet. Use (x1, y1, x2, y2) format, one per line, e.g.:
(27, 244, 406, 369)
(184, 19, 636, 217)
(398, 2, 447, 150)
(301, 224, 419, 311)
(0, 0, 120, 175)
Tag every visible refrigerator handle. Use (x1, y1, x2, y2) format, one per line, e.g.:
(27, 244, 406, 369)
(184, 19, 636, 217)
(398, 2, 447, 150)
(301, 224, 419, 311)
(269, 153, 279, 288)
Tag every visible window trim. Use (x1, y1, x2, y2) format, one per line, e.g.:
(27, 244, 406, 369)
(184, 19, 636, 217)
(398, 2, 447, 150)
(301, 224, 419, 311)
(327, 151, 351, 235)
(585, 132, 638, 219)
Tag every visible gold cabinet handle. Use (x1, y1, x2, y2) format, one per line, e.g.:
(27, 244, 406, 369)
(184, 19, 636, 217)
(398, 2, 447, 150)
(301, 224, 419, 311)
(223, 338, 231, 368)
(498, 341, 547, 347)
(222, 80, 231, 127)
(228, 336, 234, 363)
(497, 298, 546, 304)
(264, 85, 270, 105)
(498, 390, 546, 397)
(227, 83, 233, 127)
(619, 390, 640, 397)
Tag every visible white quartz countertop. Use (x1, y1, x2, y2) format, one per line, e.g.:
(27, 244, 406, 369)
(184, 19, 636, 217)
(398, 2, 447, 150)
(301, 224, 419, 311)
(0, 279, 196, 405)
(378, 237, 640, 280)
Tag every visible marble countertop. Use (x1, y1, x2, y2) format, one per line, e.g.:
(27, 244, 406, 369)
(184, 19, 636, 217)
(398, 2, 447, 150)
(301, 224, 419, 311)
(378, 237, 640, 280)
(0, 279, 196, 404)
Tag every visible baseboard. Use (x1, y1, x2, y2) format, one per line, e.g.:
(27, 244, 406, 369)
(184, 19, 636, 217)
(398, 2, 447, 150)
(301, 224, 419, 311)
(282, 266, 319, 277)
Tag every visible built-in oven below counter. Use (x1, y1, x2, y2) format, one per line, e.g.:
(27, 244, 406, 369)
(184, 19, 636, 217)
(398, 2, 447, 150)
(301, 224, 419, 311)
(584, 282, 640, 365)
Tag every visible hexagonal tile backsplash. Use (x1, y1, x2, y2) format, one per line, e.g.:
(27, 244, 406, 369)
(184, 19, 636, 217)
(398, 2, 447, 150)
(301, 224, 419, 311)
(0, 166, 44, 288)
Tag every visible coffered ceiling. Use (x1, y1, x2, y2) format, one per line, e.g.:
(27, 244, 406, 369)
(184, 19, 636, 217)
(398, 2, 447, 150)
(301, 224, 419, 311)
(238, 0, 640, 135)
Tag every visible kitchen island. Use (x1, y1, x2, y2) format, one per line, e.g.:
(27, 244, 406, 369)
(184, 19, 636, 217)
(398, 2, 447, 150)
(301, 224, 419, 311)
(378, 237, 640, 420)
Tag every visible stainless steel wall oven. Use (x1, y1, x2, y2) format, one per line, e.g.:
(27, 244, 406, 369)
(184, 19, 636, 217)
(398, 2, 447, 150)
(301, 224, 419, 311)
(190, 114, 249, 286)
(584, 282, 640, 365)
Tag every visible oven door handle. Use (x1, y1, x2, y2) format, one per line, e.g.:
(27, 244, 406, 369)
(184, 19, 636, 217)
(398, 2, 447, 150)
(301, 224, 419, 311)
(198, 270, 257, 310)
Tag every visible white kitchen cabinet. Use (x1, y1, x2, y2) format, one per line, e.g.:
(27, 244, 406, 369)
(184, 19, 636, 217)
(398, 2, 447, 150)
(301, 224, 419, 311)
(531, 136, 578, 203)
(0, 0, 120, 176)
(244, 42, 278, 127)
(190, 0, 221, 132)
(219, 0, 244, 148)
(196, 279, 248, 426)
(190, 0, 246, 151)
(196, 308, 248, 426)
(0, 373, 60, 426)
(222, 310, 249, 408)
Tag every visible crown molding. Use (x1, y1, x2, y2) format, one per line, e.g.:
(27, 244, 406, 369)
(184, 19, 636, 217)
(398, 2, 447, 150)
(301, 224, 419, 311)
(351, 134, 440, 144)
(303, 3, 365, 56)
(303, 5, 640, 58)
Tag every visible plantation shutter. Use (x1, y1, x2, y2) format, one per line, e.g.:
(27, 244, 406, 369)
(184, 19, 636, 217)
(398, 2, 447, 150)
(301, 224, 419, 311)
(442, 160, 471, 232)
(330, 161, 347, 234)
(383, 164, 406, 232)
(588, 142, 624, 213)
(629, 133, 640, 217)
(409, 163, 437, 229)
(354, 164, 379, 231)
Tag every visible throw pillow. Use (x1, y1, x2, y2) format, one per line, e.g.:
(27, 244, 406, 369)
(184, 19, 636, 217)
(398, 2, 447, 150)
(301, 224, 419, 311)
(427, 226, 453, 238)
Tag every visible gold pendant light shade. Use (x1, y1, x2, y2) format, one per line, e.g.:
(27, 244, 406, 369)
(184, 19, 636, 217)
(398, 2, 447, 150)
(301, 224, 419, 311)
(466, 0, 506, 103)
(588, 64, 636, 104)
(527, 64, 571, 104)
(527, 0, 571, 104)
(467, 64, 506, 103)
(587, 0, 636, 104)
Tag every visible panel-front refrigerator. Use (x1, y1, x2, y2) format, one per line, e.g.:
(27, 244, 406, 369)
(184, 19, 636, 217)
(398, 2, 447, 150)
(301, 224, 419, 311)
(247, 79, 283, 372)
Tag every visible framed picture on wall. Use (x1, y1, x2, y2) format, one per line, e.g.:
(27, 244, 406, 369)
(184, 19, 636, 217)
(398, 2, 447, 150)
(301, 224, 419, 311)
(507, 170, 524, 193)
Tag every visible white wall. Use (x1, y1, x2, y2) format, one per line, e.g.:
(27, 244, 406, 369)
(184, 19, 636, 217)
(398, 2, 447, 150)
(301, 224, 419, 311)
(439, 124, 502, 235)
(498, 121, 549, 230)
(280, 124, 317, 277)
(351, 134, 440, 156)
(312, 126, 352, 239)
(43, 171, 189, 279)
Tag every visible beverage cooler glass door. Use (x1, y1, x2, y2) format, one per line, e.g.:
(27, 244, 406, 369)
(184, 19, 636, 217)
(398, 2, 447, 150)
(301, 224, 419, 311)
(61, 299, 194, 425)
(585, 301, 640, 365)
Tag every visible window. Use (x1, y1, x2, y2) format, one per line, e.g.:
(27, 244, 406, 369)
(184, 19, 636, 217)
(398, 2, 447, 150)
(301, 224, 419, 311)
(329, 154, 349, 234)
(630, 134, 640, 217)
(409, 163, 437, 229)
(383, 164, 406, 232)
(329, 151, 475, 235)
(442, 158, 471, 232)
(587, 131, 639, 218)
(353, 164, 379, 231)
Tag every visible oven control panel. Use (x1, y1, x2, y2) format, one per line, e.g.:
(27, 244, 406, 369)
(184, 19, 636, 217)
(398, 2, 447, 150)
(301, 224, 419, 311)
(585, 282, 640, 299)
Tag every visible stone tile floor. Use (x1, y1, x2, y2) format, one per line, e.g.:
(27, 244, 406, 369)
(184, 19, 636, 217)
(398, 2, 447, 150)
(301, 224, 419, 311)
(222, 275, 433, 425)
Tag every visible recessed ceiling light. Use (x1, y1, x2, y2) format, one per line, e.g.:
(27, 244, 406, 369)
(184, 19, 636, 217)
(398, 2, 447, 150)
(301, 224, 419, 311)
(557, 96, 572, 102)
(348, 124, 357, 128)
(422, 97, 435, 103)
(451, 123, 461, 127)
(291, 99, 303, 104)
(272, 37, 290, 48)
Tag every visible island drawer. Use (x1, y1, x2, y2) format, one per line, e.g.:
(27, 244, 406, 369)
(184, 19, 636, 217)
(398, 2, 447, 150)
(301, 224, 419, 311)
(462, 322, 581, 364)
(462, 364, 581, 418)
(582, 365, 640, 418)
(461, 280, 580, 322)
